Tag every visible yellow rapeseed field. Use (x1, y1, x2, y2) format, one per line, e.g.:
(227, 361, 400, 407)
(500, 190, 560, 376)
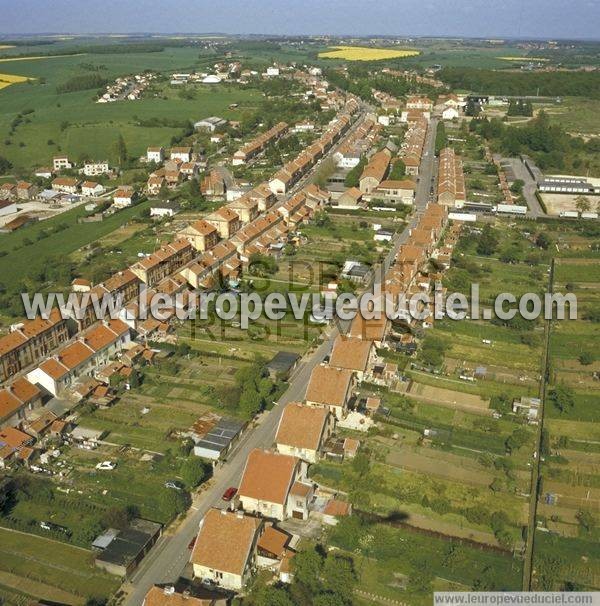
(318, 45, 420, 61)
(0, 53, 85, 63)
(0, 73, 32, 90)
(0, 45, 15, 49)
(498, 56, 549, 62)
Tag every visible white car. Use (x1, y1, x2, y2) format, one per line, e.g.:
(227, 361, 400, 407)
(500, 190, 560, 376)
(95, 461, 116, 471)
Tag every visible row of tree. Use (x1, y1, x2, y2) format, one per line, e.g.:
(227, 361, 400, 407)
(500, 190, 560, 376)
(440, 67, 600, 99)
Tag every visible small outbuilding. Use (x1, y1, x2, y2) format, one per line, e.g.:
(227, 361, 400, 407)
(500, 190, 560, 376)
(266, 351, 301, 380)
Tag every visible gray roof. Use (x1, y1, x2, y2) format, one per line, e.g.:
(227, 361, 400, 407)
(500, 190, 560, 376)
(95, 519, 161, 567)
(267, 351, 301, 373)
(92, 527, 119, 550)
(347, 265, 370, 277)
(539, 178, 592, 188)
(194, 417, 245, 455)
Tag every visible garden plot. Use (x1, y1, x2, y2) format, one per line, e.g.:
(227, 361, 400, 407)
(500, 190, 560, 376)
(407, 381, 491, 415)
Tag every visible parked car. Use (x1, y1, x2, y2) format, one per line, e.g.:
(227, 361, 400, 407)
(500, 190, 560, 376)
(165, 480, 184, 491)
(95, 461, 116, 470)
(222, 487, 237, 501)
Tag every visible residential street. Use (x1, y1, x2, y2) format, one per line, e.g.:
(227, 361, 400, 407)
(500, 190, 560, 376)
(123, 113, 438, 606)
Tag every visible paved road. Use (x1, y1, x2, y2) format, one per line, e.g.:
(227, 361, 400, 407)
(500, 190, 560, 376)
(123, 111, 438, 606)
(498, 156, 545, 218)
(416, 118, 438, 210)
(122, 109, 371, 606)
(124, 333, 335, 604)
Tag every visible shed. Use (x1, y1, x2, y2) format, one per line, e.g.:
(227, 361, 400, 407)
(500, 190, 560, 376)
(92, 527, 119, 550)
(266, 351, 301, 380)
(193, 417, 246, 461)
(95, 518, 162, 577)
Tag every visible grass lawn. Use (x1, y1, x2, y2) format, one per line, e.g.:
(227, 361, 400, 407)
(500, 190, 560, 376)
(533, 531, 600, 590)
(329, 521, 522, 605)
(0, 199, 152, 297)
(77, 352, 253, 453)
(64, 447, 186, 524)
(0, 48, 262, 171)
(543, 97, 600, 135)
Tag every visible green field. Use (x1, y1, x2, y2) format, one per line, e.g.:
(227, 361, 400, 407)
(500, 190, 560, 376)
(0, 199, 152, 301)
(542, 97, 600, 135)
(0, 48, 261, 172)
(0, 527, 118, 604)
(329, 517, 522, 604)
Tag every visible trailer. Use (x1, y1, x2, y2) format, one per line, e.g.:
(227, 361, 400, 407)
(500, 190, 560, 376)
(559, 210, 579, 218)
(495, 204, 528, 215)
(581, 211, 599, 220)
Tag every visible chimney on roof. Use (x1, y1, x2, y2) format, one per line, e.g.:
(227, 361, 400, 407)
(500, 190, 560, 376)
(182, 590, 191, 600)
(163, 586, 175, 596)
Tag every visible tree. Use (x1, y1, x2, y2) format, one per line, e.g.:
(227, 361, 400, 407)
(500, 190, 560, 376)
(540, 428, 551, 457)
(352, 451, 371, 477)
(238, 388, 263, 419)
(388, 158, 406, 180)
(255, 586, 294, 606)
(344, 156, 366, 187)
(73, 520, 104, 545)
(178, 342, 192, 357)
(102, 506, 134, 530)
(576, 510, 595, 534)
(579, 351, 595, 366)
(420, 334, 448, 367)
(248, 253, 278, 276)
(313, 157, 336, 188)
(180, 457, 209, 489)
(536, 232, 552, 250)
(505, 428, 531, 454)
(292, 547, 324, 592)
(158, 184, 169, 200)
(189, 178, 200, 196)
(465, 99, 481, 117)
(575, 195, 591, 213)
(510, 179, 525, 195)
(407, 558, 434, 593)
(0, 155, 12, 175)
(128, 369, 140, 388)
(322, 554, 356, 603)
(477, 225, 499, 256)
(435, 121, 448, 154)
(159, 488, 191, 520)
(313, 593, 347, 606)
(548, 383, 575, 413)
(314, 210, 331, 228)
(114, 134, 128, 167)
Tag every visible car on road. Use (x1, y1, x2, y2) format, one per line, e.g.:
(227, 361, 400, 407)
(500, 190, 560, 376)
(95, 461, 116, 470)
(222, 487, 237, 501)
(188, 537, 196, 550)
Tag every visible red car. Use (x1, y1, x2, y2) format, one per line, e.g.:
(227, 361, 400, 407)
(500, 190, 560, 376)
(222, 487, 237, 501)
